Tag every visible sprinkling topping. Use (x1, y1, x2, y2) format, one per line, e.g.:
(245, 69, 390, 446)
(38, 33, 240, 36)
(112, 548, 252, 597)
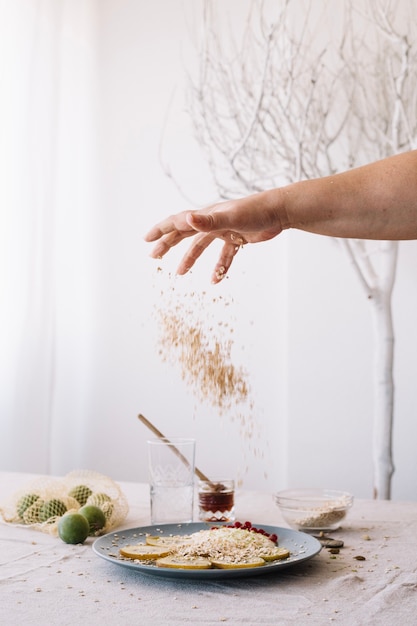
(119, 525, 289, 569)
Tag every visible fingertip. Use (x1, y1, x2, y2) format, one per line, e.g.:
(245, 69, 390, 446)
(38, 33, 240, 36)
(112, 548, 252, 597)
(186, 212, 197, 226)
(211, 265, 227, 283)
(176, 261, 193, 276)
(143, 229, 159, 243)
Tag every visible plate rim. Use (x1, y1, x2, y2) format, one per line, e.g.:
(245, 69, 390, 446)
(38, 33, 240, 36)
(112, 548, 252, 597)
(92, 522, 322, 580)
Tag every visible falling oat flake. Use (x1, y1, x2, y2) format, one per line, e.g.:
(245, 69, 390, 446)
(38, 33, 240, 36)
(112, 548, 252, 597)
(158, 309, 250, 413)
(153, 270, 267, 479)
(154, 273, 253, 415)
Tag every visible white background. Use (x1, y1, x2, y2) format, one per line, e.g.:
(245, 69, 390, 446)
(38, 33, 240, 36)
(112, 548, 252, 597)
(2, 0, 416, 501)
(88, 0, 417, 499)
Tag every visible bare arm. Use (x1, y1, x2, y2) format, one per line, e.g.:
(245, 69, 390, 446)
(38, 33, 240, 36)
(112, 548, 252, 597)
(284, 150, 417, 239)
(144, 150, 417, 283)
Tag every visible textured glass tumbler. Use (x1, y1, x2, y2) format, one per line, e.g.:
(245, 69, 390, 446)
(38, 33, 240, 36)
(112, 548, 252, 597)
(147, 438, 195, 525)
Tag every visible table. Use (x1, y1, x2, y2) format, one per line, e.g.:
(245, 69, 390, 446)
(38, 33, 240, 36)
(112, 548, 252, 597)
(1, 472, 416, 625)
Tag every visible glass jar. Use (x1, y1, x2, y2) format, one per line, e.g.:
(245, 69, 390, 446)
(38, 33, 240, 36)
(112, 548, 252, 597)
(198, 479, 235, 522)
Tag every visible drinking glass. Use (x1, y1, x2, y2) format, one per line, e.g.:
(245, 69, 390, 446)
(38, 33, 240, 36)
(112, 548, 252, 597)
(147, 437, 195, 524)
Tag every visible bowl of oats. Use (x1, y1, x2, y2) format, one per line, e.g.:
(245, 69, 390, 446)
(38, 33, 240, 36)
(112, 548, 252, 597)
(274, 488, 354, 532)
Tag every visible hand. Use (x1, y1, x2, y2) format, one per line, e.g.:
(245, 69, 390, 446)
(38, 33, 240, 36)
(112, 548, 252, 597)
(144, 194, 286, 283)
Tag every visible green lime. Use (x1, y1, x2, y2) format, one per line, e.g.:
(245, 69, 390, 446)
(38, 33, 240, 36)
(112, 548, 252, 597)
(17, 493, 40, 518)
(86, 493, 114, 520)
(68, 484, 92, 506)
(39, 498, 67, 522)
(58, 513, 90, 544)
(87, 492, 111, 506)
(22, 498, 45, 524)
(78, 505, 106, 534)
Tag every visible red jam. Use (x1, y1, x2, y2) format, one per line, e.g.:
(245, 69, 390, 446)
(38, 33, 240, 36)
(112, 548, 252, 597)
(198, 480, 235, 522)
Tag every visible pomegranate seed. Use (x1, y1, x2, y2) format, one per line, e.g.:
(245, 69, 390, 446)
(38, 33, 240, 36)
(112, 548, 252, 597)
(215, 520, 278, 545)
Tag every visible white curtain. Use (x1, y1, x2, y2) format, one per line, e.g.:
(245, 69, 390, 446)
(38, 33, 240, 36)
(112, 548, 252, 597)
(0, 0, 98, 474)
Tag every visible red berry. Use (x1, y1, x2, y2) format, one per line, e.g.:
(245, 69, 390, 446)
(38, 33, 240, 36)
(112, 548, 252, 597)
(221, 520, 277, 543)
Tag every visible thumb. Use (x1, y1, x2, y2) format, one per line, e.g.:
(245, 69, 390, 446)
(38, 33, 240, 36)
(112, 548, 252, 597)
(186, 212, 221, 232)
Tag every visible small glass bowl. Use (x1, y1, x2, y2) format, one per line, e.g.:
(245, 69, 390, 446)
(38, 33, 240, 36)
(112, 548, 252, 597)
(274, 488, 354, 532)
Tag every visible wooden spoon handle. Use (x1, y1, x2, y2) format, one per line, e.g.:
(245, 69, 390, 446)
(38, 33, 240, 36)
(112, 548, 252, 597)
(137, 413, 211, 482)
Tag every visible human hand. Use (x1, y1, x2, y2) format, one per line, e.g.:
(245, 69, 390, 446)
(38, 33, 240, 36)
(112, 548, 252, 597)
(144, 194, 285, 283)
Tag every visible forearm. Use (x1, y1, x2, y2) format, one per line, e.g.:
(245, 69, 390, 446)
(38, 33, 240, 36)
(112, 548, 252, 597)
(279, 150, 417, 240)
(144, 150, 417, 283)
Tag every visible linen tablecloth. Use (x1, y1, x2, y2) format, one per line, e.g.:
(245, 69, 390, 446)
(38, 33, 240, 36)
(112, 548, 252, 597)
(1, 472, 416, 625)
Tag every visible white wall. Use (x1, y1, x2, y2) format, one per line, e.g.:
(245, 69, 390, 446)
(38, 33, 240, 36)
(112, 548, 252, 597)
(84, 0, 417, 500)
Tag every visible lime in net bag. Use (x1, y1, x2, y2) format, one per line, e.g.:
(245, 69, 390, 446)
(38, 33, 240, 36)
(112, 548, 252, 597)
(0, 469, 129, 537)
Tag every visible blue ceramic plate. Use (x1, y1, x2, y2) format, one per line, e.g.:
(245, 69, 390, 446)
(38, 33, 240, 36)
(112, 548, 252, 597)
(92, 522, 321, 579)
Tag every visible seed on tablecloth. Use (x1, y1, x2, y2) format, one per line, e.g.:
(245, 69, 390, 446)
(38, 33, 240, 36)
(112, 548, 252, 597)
(354, 555, 366, 561)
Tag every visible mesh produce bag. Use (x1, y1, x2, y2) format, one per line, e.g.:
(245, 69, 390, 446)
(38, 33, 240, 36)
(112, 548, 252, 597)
(0, 470, 129, 537)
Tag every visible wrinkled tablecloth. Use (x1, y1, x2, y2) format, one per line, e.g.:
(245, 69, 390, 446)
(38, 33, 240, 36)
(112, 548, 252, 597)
(1, 472, 416, 625)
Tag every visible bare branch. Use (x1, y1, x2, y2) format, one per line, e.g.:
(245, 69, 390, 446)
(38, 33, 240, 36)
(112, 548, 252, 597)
(167, 0, 417, 498)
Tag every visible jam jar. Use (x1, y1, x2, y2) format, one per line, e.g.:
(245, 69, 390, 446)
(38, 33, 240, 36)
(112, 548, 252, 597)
(198, 479, 235, 522)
